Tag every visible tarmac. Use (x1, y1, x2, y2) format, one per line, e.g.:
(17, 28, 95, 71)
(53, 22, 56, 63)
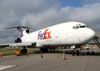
(0, 53, 100, 71)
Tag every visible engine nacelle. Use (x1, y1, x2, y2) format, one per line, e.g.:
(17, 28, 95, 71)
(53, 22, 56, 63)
(15, 38, 22, 43)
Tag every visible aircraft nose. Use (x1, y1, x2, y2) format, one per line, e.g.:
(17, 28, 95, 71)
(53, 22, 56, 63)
(87, 29, 96, 39)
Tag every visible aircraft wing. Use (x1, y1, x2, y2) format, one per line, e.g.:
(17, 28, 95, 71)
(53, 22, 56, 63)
(0, 42, 36, 48)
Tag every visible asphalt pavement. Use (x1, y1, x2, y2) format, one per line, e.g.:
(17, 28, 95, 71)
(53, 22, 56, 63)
(0, 53, 100, 71)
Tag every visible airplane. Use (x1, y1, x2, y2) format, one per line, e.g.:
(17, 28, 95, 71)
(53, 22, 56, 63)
(0, 22, 96, 52)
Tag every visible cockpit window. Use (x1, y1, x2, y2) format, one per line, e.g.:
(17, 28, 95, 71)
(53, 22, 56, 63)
(80, 25, 86, 28)
(73, 26, 79, 29)
(73, 24, 87, 29)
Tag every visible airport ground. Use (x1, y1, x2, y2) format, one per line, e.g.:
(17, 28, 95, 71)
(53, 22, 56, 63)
(0, 47, 100, 71)
(0, 53, 100, 71)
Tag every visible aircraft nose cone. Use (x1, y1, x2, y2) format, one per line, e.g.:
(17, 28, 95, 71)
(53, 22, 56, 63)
(88, 29, 96, 39)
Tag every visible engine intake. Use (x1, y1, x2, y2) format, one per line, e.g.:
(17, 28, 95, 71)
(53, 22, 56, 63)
(26, 30, 30, 33)
(15, 38, 22, 43)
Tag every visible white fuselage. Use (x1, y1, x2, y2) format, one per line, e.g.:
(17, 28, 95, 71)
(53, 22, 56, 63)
(21, 22, 95, 47)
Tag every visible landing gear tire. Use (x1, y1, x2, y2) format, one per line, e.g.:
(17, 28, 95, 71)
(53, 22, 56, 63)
(40, 48, 48, 53)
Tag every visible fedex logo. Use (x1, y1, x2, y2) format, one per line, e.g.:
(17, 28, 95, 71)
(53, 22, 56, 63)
(38, 29, 51, 40)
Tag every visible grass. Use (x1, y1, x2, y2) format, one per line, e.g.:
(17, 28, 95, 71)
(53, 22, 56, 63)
(0, 48, 40, 56)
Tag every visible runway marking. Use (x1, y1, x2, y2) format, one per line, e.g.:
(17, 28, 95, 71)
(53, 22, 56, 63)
(0, 65, 15, 70)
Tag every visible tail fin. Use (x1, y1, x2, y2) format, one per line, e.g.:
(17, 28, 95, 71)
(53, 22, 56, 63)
(5, 26, 31, 37)
(17, 26, 23, 37)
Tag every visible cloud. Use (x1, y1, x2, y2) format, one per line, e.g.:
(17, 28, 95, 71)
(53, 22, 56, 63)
(22, 3, 100, 31)
(0, 0, 60, 43)
(0, 0, 100, 43)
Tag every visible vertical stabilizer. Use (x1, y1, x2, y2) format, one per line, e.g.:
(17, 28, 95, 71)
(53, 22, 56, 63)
(17, 26, 23, 37)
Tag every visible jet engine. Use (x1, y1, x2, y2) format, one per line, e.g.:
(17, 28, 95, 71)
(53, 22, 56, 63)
(26, 30, 30, 33)
(15, 38, 22, 43)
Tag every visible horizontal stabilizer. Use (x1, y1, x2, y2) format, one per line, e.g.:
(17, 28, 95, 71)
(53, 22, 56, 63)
(5, 26, 31, 29)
